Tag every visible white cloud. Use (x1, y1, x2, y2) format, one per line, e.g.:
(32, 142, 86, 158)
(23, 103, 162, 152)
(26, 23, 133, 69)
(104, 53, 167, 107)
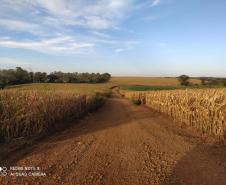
(0, 36, 95, 54)
(0, 0, 145, 54)
(115, 48, 129, 52)
(90, 31, 112, 39)
(151, 0, 161, 7)
(0, 0, 132, 30)
(0, 19, 41, 34)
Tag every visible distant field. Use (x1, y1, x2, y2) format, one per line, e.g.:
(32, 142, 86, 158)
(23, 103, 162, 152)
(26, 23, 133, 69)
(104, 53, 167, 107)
(7, 77, 201, 91)
(7, 83, 112, 95)
(121, 84, 224, 91)
(121, 85, 182, 91)
(110, 77, 201, 86)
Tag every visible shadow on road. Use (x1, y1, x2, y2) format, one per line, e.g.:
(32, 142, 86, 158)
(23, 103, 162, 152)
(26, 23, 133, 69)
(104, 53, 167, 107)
(1, 94, 154, 165)
(161, 141, 226, 185)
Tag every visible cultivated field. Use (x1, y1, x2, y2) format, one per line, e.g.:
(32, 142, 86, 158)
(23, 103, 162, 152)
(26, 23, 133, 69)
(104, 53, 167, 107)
(120, 88, 226, 137)
(2, 79, 224, 139)
(0, 81, 225, 185)
(0, 83, 111, 141)
(6, 77, 200, 91)
(110, 77, 201, 86)
(7, 83, 112, 95)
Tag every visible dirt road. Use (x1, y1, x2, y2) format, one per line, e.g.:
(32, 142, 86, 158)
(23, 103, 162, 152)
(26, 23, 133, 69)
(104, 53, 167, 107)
(0, 92, 225, 185)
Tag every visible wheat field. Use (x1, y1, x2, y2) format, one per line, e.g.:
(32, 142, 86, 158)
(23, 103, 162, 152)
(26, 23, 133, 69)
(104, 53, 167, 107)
(121, 88, 226, 137)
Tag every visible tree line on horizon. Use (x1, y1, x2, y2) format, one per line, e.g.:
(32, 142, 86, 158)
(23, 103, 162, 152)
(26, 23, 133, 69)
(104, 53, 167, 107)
(178, 75, 226, 86)
(0, 67, 111, 89)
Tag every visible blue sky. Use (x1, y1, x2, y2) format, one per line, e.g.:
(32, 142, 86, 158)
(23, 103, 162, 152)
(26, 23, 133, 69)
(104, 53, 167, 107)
(0, 0, 225, 77)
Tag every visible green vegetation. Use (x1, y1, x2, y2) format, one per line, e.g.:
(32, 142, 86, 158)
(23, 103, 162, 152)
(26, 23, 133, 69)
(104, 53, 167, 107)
(200, 77, 226, 86)
(121, 83, 226, 92)
(178, 75, 190, 86)
(0, 67, 111, 89)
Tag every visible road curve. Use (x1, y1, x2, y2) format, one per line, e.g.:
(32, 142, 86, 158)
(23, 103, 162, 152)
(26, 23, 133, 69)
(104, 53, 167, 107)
(0, 91, 225, 185)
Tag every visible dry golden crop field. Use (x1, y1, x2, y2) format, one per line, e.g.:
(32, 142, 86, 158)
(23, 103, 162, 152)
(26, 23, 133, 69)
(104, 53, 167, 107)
(1, 1, 226, 184)
(110, 77, 201, 86)
(7, 77, 201, 91)
(120, 88, 226, 137)
(0, 84, 109, 141)
(8, 83, 112, 95)
(1, 82, 226, 185)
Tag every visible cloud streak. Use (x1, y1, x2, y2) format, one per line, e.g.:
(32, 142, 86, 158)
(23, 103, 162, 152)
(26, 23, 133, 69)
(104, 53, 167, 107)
(0, 0, 156, 54)
(0, 36, 95, 54)
(0, 19, 42, 35)
(0, 0, 132, 31)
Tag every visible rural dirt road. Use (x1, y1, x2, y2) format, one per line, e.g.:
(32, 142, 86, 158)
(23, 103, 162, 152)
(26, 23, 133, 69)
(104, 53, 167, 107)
(0, 91, 225, 185)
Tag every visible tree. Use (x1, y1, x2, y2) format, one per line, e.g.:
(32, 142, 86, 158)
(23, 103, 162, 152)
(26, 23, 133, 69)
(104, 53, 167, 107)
(0, 67, 112, 87)
(29, 72, 34, 83)
(34, 72, 47, 83)
(47, 73, 59, 83)
(178, 75, 190, 86)
(101, 73, 111, 82)
(0, 72, 7, 89)
(53, 72, 64, 83)
(222, 79, 226, 86)
(201, 78, 207, 85)
(14, 67, 30, 84)
(4, 69, 16, 85)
